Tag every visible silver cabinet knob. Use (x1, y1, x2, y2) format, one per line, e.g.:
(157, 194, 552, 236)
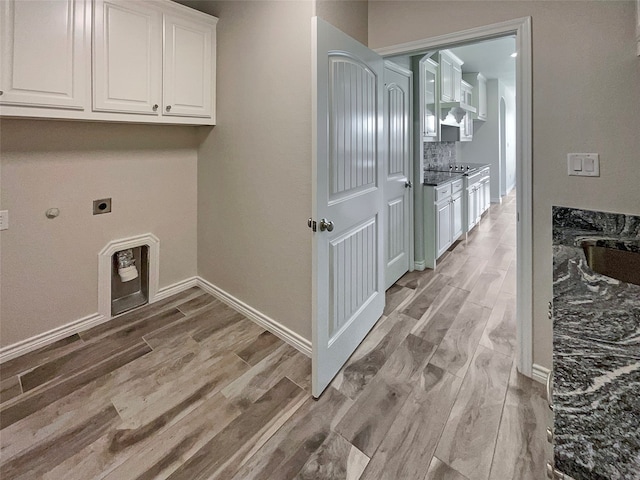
(152, 104, 158, 111)
(405, 180, 413, 188)
(0, 90, 3, 95)
(546, 427, 554, 443)
(319, 219, 334, 232)
(546, 370, 554, 411)
(166, 105, 172, 112)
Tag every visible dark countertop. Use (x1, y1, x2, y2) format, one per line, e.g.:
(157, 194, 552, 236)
(552, 206, 640, 480)
(422, 171, 464, 186)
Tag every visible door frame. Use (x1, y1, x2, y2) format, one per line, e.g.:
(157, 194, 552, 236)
(374, 17, 534, 378)
(383, 60, 414, 285)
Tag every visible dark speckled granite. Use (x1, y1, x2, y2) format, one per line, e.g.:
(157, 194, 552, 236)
(422, 171, 464, 186)
(552, 206, 640, 480)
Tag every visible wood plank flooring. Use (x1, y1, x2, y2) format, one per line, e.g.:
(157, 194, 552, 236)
(0, 190, 550, 479)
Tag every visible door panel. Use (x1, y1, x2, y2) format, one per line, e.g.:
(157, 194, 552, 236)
(0, 0, 86, 109)
(312, 17, 384, 398)
(93, 0, 162, 114)
(383, 62, 412, 289)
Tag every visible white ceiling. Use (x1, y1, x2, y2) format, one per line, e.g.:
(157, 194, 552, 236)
(450, 36, 516, 90)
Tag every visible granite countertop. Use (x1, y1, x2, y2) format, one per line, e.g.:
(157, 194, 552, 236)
(552, 207, 640, 480)
(422, 171, 464, 186)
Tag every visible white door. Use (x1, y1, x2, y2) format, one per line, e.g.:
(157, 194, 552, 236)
(383, 61, 412, 289)
(93, 0, 162, 115)
(163, 13, 214, 118)
(0, 0, 87, 109)
(312, 17, 385, 398)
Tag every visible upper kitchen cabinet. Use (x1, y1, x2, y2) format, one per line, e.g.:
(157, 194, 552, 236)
(462, 72, 487, 121)
(420, 56, 439, 142)
(0, 0, 217, 125)
(459, 80, 473, 141)
(438, 50, 463, 103)
(93, 0, 162, 116)
(0, 0, 89, 111)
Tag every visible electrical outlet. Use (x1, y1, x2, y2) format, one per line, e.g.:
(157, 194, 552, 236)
(93, 198, 112, 215)
(0, 210, 8, 231)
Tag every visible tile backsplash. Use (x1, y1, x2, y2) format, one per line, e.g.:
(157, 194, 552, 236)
(423, 142, 456, 170)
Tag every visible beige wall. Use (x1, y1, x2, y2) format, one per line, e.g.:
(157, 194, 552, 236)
(369, 0, 640, 369)
(0, 120, 199, 347)
(316, 0, 368, 45)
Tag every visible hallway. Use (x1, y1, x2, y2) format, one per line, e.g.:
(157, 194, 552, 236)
(0, 191, 549, 479)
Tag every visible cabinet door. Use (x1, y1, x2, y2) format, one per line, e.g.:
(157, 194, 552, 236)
(452, 193, 463, 241)
(452, 64, 462, 102)
(0, 0, 87, 109)
(163, 13, 214, 118)
(422, 59, 438, 140)
(437, 199, 452, 257)
(93, 0, 162, 115)
(483, 179, 491, 211)
(477, 75, 487, 120)
(467, 187, 476, 231)
(440, 56, 453, 102)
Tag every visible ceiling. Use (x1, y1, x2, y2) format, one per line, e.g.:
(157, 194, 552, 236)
(450, 36, 516, 90)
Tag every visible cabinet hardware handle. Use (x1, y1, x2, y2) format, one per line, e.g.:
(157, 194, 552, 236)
(0, 90, 3, 95)
(152, 104, 158, 111)
(546, 427, 554, 443)
(405, 180, 412, 189)
(546, 370, 554, 411)
(548, 311, 552, 319)
(166, 105, 172, 112)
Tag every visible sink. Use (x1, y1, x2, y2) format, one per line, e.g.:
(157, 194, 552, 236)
(581, 242, 640, 286)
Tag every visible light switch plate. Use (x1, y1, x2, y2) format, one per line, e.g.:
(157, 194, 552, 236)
(0, 210, 8, 231)
(568, 153, 599, 177)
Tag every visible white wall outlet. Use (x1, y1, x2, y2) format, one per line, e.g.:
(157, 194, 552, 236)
(568, 153, 599, 177)
(0, 210, 8, 231)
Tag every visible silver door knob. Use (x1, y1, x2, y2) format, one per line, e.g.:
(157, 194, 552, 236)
(405, 180, 413, 188)
(319, 219, 334, 232)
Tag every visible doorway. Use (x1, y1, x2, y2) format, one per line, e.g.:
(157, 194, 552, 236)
(374, 17, 533, 377)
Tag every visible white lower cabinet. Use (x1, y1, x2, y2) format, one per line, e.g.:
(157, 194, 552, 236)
(466, 167, 490, 232)
(425, 178, 464, 268)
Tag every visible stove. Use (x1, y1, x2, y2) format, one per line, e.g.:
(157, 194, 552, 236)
(425, 163, 486, 174)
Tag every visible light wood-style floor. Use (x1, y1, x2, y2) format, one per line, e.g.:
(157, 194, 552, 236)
(0, 190, 550, 480)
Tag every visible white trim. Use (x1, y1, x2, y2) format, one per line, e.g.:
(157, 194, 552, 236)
(413, 260, 427, 271)
(0, 274, 200, 364)
(532, 363, 551, 384)
(196, 277, 312, 357)
(152, 276, 198, 303)
(98, 234, 160, 320)
(374, 17, 534, 379)
(0, 312, 107, 364)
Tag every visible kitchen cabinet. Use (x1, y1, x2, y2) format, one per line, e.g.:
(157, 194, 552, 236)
(459, 80, 473, 142)
(0, 0, 88, 110)
(463, 72, 487, 121)
(465, 166, 490, 232)
(438, 50, 463, 103)
(0, 0, 217, 125)
(420, 57, 439, 141)
(425, 178, 464, 267)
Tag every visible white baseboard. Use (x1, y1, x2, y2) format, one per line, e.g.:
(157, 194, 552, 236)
(0, 276, 198, 365)
(414, 260, 427, 271)
(532, 363, 551, 384)
(196, 277, 312, 357)
(1, 275, 312, 365)
(152, 276, 198, 303)
(0, 312, 107, 364)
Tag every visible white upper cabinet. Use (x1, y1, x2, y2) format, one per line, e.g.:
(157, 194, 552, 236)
(93, 0, 162, 115)
(459, 80, 473, 141)
(163, 12, 214, 118)
(463, 72, 487, 121)
(0, 0, 88, 110)
(0, 0, 217, 125)
(420, 57, 439, 141)
(439, 50, 463, 103)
